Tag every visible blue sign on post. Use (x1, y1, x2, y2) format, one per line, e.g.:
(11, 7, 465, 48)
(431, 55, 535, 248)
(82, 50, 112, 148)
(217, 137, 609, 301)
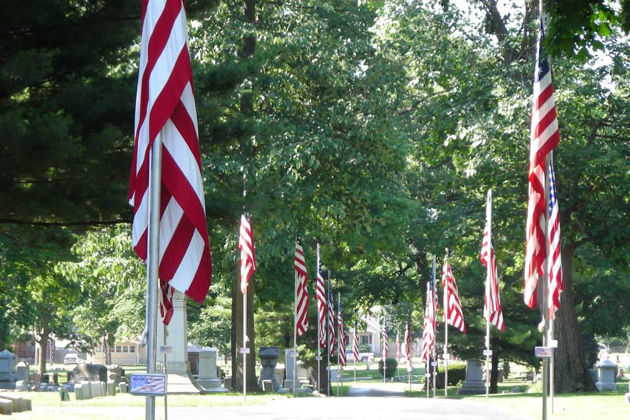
(129, 373, 167, 396)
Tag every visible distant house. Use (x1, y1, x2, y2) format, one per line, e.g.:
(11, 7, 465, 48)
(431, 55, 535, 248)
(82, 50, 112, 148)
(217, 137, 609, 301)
(89, 339, 146, 365)
(349, 315, 422, 358)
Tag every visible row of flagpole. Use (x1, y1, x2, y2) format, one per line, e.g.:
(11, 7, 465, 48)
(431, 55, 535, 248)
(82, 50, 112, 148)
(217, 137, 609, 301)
(134, 2, 563, 419)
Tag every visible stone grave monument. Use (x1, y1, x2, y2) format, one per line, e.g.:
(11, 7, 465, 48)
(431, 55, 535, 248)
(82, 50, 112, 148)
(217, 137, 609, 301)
(196, 348, 226, 392)
(258, 347, 280, 392)
(595, 359, 617, 391)
(156, 291, 204, 393)
(457, 360, 487, 395)
(0, 350, 17, 389)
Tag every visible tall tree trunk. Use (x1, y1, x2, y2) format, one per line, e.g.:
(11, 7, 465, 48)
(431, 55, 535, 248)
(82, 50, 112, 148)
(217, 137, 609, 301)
(231, 269, 239, 391)
(36, 314, 50, 376)
(553, 245, 597, 392)
(490, 344, 499, 394)
(231, 268, 257, 392)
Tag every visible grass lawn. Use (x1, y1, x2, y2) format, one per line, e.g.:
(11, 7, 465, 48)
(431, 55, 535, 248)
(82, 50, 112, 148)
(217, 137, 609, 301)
(9, 390, 296, 408)
(467, 390, 630, 420)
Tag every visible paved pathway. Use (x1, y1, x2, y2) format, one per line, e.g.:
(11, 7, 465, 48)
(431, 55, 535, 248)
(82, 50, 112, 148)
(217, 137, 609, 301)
(23, 385, 532, 420)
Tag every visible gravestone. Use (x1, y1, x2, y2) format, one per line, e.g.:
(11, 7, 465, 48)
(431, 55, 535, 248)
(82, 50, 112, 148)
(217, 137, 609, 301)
(156, 291, 204, 393)
(0, 350, 17, 389)
(16, 361, 29, 383)
(107, 365, 125, 385)
(118, 382, 127, 393)
(457, 360, 487, 395)
(258, 347, 280, 392)
(74, 383, 85, 400)
(107, 380, 116, 396)
(283, 349, 297, 390)
(73, 364, 107, 383)
(196, 348, 225, 391)
(595, 359, 618, 391)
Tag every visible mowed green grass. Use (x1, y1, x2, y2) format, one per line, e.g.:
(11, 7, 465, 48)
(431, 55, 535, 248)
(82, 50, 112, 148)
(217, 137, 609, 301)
(7, 390, 294, 408)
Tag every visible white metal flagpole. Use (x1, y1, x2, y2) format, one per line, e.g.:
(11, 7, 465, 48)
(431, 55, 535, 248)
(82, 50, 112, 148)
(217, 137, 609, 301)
(432, 255, 436, 399)
(316, 243, 321, 394)
(485, 189, 492, 399)
(293, 253, 298, 396)
(327, 271, 331, 397)
(243, 288, 247, 403)
(444, 249, 449, 397)
(145, 133, 162, 420)
(337, 291, 341, 397)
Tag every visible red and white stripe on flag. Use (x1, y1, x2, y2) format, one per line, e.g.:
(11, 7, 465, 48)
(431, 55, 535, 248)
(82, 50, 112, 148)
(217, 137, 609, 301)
(338, 307, 346, 367)
(481, 200, 504, 331)
(327, 287, 336, 356)
(294, 237, 310, 337)
(442, 259, 466, 334)
(352, 328, 360, 362)
(547, 160, 563, 319)
(404, 316, 413, 365)
(129, 0, 212, 321)
(316, 244, 327, 347)
(381, 324, 389, 358)
(239, 214, 256, 294)
(524, 21, 560, 309)
(421, 282, 435, 362)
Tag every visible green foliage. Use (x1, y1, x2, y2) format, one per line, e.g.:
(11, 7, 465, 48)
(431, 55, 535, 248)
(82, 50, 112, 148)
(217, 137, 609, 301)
(437, 363, 466, 386)
(378, 357, 398, 378)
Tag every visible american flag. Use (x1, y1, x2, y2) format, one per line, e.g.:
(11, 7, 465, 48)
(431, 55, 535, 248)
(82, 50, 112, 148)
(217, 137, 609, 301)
(395, 330, 400, 362)
(327, 284, 336, 356)
(294, 236, 309, 337)
(381, 323, 389, 359)
(239, 214, 256, 294)
(103, 335, 110, 365)
(481, 191, 505, 331)
(421, 275, 436, 362)
(48, 338, 55, 364)
(352, 326, 360, 362)
(316, 244, 327, 347)
(129, 0, 212, 325)
(442, 257, 466, 334)
(404, 314, 413, 366)
(338, 297, 346, 367)
(547, 159, 563, 320)
(524, 19, 560, 309)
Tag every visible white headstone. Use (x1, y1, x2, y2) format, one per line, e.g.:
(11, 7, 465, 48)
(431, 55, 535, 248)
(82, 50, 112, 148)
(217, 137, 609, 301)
(196, 348, 225, 391)
(156, 291, 204, 394)
(595, 359, 618, 391)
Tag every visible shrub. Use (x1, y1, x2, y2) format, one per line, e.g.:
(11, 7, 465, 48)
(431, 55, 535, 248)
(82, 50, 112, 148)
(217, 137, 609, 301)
(378, 357, 398, 379)
(437, 363, 466, 387)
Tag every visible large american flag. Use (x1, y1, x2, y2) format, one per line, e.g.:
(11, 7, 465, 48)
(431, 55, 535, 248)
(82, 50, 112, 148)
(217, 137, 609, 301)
(404, 314, 413, 366)
(327, 284, 336, 356)
(524, 20, 561, 309)
(442, 257, 466, 334)
(239, 214, 256, 294)
(338, 298, 346, 367)
(294, 236, 309, 337)
(547, 159, 563, 320)
(352, 325, 360, 362)
(481, 192, 505, 331)
(381, 323, 389, 359)
(129, 0, 212, 325)
(421, 276, 436, 362)
(316, 244, 327, 347)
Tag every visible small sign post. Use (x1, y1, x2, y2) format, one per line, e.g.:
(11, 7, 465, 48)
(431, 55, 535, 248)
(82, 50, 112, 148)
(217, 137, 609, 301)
(130, 373, 167, 397)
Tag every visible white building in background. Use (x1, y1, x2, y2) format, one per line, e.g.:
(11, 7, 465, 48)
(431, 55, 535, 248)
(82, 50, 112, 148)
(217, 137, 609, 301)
(348, 315, 422, 358)
(89, 339, 146, 365)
